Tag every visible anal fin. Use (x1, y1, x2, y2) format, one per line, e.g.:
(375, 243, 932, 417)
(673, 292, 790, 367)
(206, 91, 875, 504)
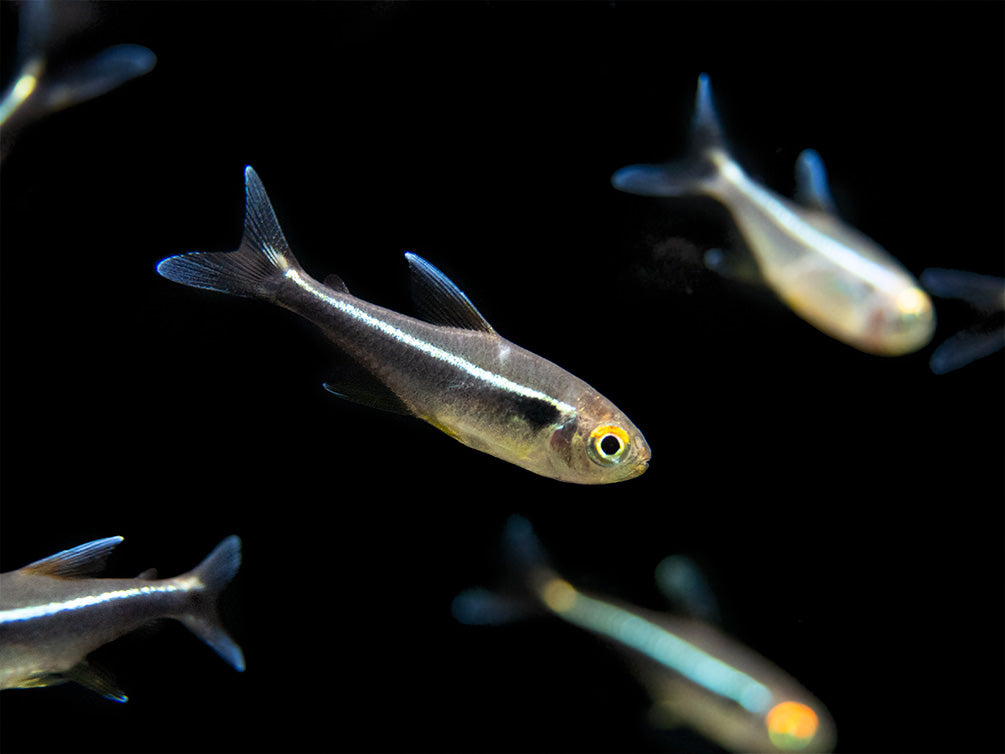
(64, 660, 129, 702)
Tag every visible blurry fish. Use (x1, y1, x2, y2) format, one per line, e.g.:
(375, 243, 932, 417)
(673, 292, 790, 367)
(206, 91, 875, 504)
(613, 73, 934, 356)
(453, 516, 835, 753)
(0, 536, 244, 701)
(0, 0, 156, 161)
(156, 167, 649, 484)
(920, 268, 1004, 374)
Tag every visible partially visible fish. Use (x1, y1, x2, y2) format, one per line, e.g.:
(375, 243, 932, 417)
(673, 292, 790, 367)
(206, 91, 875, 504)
(453, 516, 836, 753)
(0, 536, 244, 701)
(613, 73, 935, 356)
(920, 268, 1004, 374)
(156, 167, 649, 484)
(0, 0, 156, 161)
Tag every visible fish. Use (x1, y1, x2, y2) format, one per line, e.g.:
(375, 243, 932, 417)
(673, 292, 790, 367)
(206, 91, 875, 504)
(920, 268, 1004, 374)
(612, 73, 935, 357)
(156, 167, 650, 484)
(0, 535, 244, 701)
(453, 516, 836, 753)
(0, 0, 156, 162)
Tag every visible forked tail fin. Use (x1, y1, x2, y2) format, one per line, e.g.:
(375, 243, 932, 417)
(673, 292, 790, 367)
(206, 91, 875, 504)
(451, 516, 554, 626)
(611, 73, 731, 199)
(179, 536, 245, 672)
(156, 166, 303, 301)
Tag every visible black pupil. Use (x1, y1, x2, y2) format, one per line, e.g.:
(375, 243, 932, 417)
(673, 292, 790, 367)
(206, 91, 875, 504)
(600, 434, 622, 456)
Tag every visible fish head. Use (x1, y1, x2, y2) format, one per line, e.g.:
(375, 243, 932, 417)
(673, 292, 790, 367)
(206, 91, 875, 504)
(782, 264, 936, 356)
(547, 395, 650, 484)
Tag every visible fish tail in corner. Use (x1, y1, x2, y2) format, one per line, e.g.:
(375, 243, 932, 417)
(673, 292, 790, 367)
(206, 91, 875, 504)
(450, 516, 553, 627)
(156, 166, 302, 301)
(611, 72, 729, 199)
(180, 535, 245, 672)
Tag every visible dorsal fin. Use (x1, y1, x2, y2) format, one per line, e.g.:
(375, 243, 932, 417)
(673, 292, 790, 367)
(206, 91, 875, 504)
(794, 149, 838, 215)
(20, 536, 124, 578)
(691, 72, 726, 156)
(404, 252, 496, 333)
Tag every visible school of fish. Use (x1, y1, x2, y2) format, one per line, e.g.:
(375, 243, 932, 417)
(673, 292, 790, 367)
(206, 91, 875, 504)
(2, 7, 1002, 749)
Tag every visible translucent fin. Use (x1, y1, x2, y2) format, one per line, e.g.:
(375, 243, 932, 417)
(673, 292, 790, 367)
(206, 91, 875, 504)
(794, 149, 838, 215)
(179, 536, 245, 672)
(500, 514, 551, 574)
(611, 73, 728, 199)
(64, 660, 129, 703)
(451, 515, 551, 629)
(322, 374, 411, 415)
(921, 269, 1005, 312)
(323, 273, 350, 293)
(922, 269, 1004, 374)
(404, 252, 496, 333)
(929, 327, 1004, 375)
(41, 44, 156, 113)
(611, 162, 708, 198)
(451, 587, 531, 626)
(691, 72, 726, 155)
(654, 555, 721, 624)
(156, 167, 301, 300)
(0, 0, 154, 159)
(703, 247, 762, 284)
(20, 536, 124, 578)
(16, 661, 128, 702)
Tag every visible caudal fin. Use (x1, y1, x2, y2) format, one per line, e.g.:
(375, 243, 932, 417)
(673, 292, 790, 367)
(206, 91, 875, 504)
(450, 516, 554, 626)
(611, 73, 730, 199)
(156, 167, 301, 301)
(179, 536, 245, 672)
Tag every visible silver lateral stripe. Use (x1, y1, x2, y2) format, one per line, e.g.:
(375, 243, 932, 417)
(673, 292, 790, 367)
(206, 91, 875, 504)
(720, 163, 903, 292)
(287, 269, 576, 414)
(0, 582, 190, 623)
(563, 590, 774, 714)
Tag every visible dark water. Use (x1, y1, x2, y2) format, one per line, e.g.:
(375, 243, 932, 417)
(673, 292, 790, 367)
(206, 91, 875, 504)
(1, 2, 1002, 752)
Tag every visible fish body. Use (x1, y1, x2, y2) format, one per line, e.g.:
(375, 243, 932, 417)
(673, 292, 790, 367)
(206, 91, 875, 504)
(453, 516, 835, 753)
(0, 536, 244, 701)
(156, 167, 649, 484)
(612, 73, 934, 356)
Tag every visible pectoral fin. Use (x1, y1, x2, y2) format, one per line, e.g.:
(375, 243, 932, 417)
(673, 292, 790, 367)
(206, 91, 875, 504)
(322, 369, 411, 415)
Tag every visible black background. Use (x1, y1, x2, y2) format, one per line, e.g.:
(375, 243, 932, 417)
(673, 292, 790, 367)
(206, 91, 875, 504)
(1, 2, 1002, 753)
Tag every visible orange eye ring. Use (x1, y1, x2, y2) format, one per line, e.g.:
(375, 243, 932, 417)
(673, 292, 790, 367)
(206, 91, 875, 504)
(588, 425, 631, 466)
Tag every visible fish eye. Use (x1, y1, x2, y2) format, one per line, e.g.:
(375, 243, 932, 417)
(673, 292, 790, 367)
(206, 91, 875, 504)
(765, 700, 819, 751)
(588, 425, 631, 466)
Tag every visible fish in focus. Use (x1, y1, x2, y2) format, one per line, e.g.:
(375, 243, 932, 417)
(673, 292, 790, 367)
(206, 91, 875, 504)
(156, 167, 649, 484)
(0, 0, 156, 162)
(612, 73, 935, 356)
(920, 268, 1004, 374)
(453, 516, 835, 753)
(0, 536, 244, 701)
